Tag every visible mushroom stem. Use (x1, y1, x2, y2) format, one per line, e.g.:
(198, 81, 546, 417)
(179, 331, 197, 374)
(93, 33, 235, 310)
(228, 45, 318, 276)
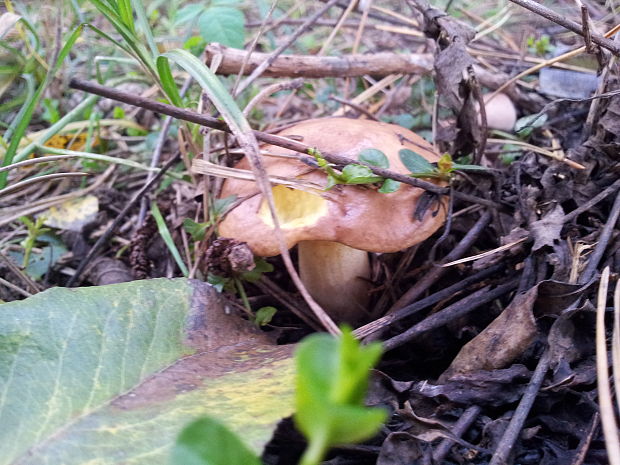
(298, 240, 371, 324)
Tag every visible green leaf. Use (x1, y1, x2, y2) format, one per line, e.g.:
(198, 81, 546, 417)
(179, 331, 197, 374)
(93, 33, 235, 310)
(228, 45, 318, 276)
(207, 273, 230, 292)
(0, 279, 295, 464)
(174, 3, 205, 26)
(171, 417, 262, 465)
(254, 306, 277, 327)
(198, 7, 245, 49)
(451, 163, 488, 171)
(358, 148, 389, 169)
(162, 49, 249, 136)
(378, 178, 400, 193)
(241, 257, 273, 283)
(398, 148, 434, 174)
(183, 218, 212, 241)
(113, 106, 126, 119)
(388, 113, 416, 129)
(213, 194, 237, 216)
(340, 164, 383, 184)
(515, 113, 547, 137)
(131, 0, 159, 57)
(117, 0, 136, 33)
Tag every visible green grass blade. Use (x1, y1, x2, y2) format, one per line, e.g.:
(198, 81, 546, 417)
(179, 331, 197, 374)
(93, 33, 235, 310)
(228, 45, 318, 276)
(0, 24, 84, 189)
(117, 0, 136, 33)
(156, 56, 182, 106)
(85, 23, 135, 57)
(151, 201, 190, 277)
(26, 145, 182, 178)
(8, 94, 98, 164)
(89, 0, 157, 79)
(132, 0, 158, 58)
(162, 49, 253, 134)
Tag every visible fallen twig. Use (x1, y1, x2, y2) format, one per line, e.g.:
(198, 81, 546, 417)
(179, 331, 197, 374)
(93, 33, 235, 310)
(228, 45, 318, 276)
(386, 210, 492, 314)
(383, 279, 518, 351)
(355, 262, 505, 339)
(488, 349, 551, 465)
(204, 44, 434, 78)
(579, 191, 620, 284)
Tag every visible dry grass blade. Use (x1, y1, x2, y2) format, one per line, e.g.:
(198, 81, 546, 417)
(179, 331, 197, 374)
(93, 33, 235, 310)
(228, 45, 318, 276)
(441, 237, 528, 267)
(191, 159, 324, 192)
(487, 138, 585, 169)
(613, 276, 620, 416)
(0, 172, 88, 198)
(596, 267, 620, 465)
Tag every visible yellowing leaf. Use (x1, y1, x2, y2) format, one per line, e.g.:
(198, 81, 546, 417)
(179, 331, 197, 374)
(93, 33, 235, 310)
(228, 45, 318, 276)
(42, 195, 99, 231)
(43, 133, 100, 151)
(0, 279, 295, 464)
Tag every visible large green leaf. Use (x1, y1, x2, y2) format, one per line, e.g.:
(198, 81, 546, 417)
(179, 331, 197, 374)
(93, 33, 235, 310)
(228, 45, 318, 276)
(0, 279, 294, 464)
(198, 7, 245, 49)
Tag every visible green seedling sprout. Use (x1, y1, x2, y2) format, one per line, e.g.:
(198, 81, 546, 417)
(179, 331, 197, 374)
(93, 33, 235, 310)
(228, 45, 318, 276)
(170, 327, 386, 465)
(18, 215, 50, 268)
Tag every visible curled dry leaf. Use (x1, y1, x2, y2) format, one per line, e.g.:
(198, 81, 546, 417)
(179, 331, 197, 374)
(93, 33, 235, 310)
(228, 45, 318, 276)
(415, 365, 531, 407)
(440, 286, 539, 380)
(530, 203, 565, 251)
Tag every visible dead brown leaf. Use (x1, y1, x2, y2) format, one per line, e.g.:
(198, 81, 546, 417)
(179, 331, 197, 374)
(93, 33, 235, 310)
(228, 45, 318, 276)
(440, 286, 538, 380)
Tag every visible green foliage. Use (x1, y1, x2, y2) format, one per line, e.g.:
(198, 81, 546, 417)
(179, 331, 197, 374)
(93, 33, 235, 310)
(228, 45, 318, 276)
(358, 148, 389, 168)
(515, 113, 548, 138)
(295, 328, 386, 465)
(241, 257, 273, 283)
(18, 215, 50, 268)
(399, 149, 486, 180)
(174, 1, 245, 49)
(151, 201, 189, 277)
(7, 231, 67, 280)
(171, 417, 262, 465)
(0, 23, 84, 189)
(526, 34, 554, 56)
(41, 97, 61, 124)
(254, 306, 277, 327)
(182, 195, 237, 241)
(339, 164, 383, 185)
(207, 257, 274, 324)
(169, 327, 385, 465)
(0, 279, 294, 464)
(308, 147, 400, 193)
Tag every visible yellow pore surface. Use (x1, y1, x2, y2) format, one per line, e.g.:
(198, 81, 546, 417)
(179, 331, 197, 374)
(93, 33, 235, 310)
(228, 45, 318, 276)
(258, 185, 327, 229)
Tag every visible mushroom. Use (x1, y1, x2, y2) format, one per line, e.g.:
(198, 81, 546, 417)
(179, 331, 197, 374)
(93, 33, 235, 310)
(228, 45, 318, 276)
(218, 117, 447, 324)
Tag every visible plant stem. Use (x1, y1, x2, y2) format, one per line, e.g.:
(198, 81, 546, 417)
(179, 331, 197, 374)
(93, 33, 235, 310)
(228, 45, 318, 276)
(299, 433, 329, 465)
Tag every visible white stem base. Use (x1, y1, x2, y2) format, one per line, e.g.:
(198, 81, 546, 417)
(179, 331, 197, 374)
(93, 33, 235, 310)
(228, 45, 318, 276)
(298, 241, 371, 325)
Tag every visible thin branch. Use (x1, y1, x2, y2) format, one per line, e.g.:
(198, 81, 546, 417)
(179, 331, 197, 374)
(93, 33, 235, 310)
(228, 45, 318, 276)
(69, 78, 502, 209)
(204, 44, 434, 78)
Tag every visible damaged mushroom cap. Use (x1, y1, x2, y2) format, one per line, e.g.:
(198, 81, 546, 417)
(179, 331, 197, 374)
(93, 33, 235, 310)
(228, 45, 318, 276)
(219, 117, 447, 257)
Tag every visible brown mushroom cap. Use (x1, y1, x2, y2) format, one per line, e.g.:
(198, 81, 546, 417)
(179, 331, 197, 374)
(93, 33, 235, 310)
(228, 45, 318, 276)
(219, 117, 447, 257)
